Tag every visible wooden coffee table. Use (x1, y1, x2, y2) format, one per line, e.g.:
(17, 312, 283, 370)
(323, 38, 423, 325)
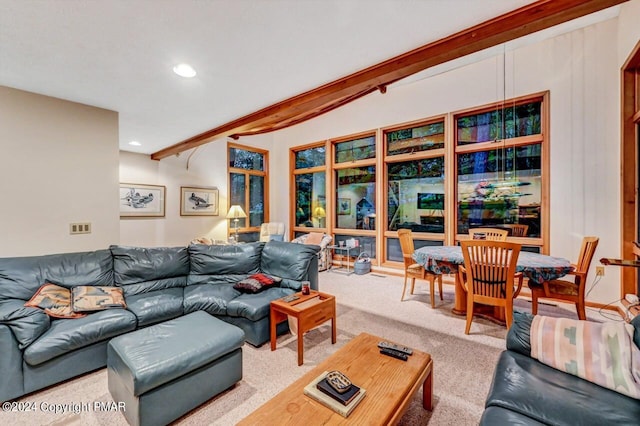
(270, 290, 336, 365)
(239, 332, 433, 425)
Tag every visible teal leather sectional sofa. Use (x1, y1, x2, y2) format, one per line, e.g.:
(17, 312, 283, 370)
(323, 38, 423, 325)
(481, 311, 640, 425)
(0, 241, 319, 402)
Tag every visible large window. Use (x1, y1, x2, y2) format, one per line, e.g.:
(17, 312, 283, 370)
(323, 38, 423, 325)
(455, 98, 544, 239)
(332, 133, 377, 258)
(384, 119, 446, 262)
(292, 145, 327, 232)
(335, 166, 376, 230)
(333, 134, 377, 231)
(228, 143, 268, 242)
(289, 92, 549, 270)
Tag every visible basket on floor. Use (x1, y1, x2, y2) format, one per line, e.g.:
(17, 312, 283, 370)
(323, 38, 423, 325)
(354, 252, 371, 275)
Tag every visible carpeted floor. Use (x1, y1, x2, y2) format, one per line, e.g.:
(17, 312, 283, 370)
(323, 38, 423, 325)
(4, 271, 608, 426)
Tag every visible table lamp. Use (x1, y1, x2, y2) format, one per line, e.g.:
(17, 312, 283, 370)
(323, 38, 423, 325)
(226, 205, 247, 242)
(313, 206, 326, 227)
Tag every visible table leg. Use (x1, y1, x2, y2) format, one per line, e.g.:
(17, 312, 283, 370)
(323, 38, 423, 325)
(452, 271, 466, 315)
(270, 307, 277, 351)
(331, 315, 336, 344)
(297, 319, 304, 366)
(423, 364, 433, 410)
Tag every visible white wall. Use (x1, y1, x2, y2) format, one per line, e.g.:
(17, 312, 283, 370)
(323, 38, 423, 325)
(0, 86, 119, 256)
(619, 0, 640, 62)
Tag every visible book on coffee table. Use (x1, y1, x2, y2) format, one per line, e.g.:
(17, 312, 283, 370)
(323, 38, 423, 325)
(316, 377, 361, 406)
(303, 371, 366, 417)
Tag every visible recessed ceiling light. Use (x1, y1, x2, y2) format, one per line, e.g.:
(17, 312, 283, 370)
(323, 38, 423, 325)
(173, 63, 196, 78)
(129, 141, 141, 146)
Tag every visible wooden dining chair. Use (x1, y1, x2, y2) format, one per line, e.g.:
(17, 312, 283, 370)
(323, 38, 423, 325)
(503, 224, 529, 237)
(468, 228, 509, 241)
(531, 236, 599, 320)
(459, 240, 523, 334)
(398, 229, 443, 308)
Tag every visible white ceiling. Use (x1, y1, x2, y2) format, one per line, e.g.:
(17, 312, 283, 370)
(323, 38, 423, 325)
(0, 0, 619, 155)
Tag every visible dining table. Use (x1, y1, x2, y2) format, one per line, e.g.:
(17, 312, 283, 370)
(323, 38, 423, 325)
(413, 245, 574, 322)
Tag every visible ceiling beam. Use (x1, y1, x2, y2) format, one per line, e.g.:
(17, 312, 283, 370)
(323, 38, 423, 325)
(152, 0, 627, 160)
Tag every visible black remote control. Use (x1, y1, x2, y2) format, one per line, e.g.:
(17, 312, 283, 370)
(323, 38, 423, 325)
(380, 347, 408, 361)
(378, 341, 413, 355)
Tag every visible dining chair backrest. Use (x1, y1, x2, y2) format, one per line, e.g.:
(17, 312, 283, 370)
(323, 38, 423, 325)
(503, 224, 529, 237)
(468, 228, 508, 241)
(575, 236, 599, 274)
(460, 240, 521, 300)
(397, 229, 416, 268)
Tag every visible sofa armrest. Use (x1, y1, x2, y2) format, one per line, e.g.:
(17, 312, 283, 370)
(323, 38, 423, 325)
(631, 314, 640, 349)
(0, 299, 50, 349)
(505, 310, 534, 356)
(0, 324, 25, 401)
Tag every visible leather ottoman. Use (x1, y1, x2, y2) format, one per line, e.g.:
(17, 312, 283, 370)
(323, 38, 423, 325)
(107, 311, 245, 426)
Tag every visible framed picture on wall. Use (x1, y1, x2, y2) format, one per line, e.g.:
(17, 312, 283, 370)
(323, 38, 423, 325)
(180, 186, 219, 216)
(120, 183, 166, 218)
(338, 198, 351, 215)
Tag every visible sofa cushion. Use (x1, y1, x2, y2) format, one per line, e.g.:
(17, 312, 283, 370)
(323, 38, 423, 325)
(188, 243, 263, 280)
(505, 310, 534, 356)
(0, 249, 113, 301)
(124, 288, 184, 327)
(183, 283, 240, 316)
(111, 245, 189, 296)
(0, 299, 50, 349)
(485, 351, 640, 426)
(226, 287, 293, 321)
(261, 241, 317, 289)
(23, 309, 137, 366)
(632, 314, 640, 348)
(480, 406, 547, 425)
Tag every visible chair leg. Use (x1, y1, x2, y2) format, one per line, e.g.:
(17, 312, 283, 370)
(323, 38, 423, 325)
(465, 293, 474, 335)
(576, 301, 586, 320)
(410, 277, 416, 295)
(429, 276, 435, 308)
(401, 275, 408, 301)
(437, 274, 443, 301)
(505, 301, 514, 330)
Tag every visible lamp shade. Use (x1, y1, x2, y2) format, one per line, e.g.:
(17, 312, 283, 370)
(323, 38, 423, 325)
(313, 206, 326, 218)
(226, 205, 247, 219)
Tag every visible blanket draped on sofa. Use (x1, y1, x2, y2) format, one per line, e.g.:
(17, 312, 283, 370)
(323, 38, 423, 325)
(530, 315, 640, 399)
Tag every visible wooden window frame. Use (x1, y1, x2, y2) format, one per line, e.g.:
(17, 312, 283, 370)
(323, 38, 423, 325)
(290, 141, 329, 239)
(452, 92, 549, 252)
(329, 131, 379, 260)
(227, 142, 269, 239)
(288, 92, 550, 271)
(621, 40, 640, 297)
(381, 116, 447, 268)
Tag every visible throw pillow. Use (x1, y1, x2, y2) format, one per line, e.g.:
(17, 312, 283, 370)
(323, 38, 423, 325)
(25, 283, 87, 319)
(233, 273, 278, 293)
(304, 232, 324, 246)
(530, 315, 640, 399)
(71, 286, 126, 312)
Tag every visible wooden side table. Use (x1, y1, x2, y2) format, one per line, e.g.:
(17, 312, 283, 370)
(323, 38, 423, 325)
(270, 291, 336, 365)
